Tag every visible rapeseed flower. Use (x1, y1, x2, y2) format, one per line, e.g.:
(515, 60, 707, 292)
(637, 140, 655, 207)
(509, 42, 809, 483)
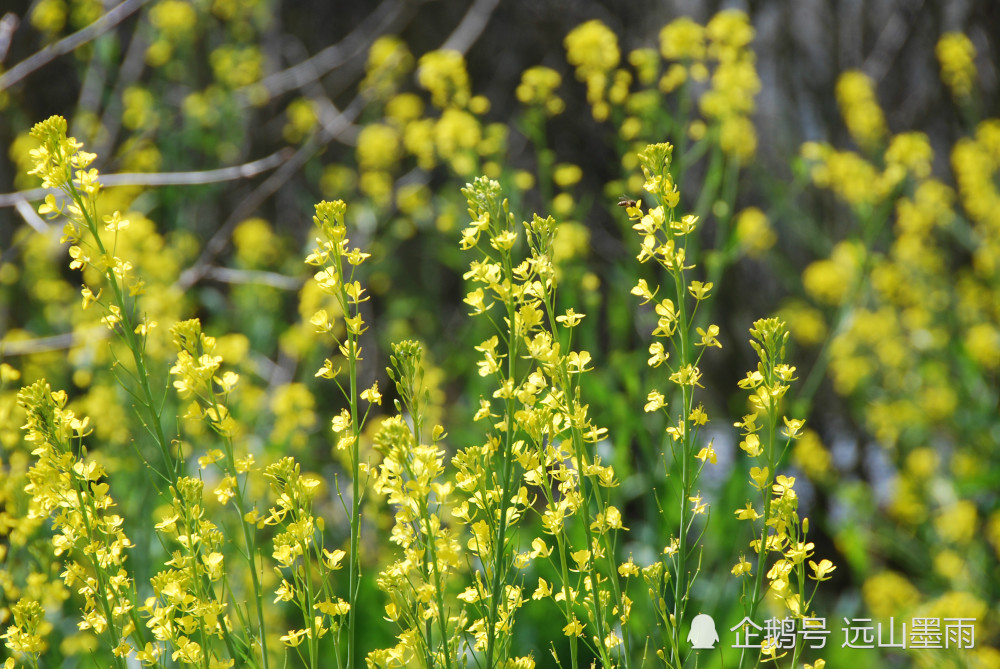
(936, 32, 977, 100)
(836, 70, 887, 150)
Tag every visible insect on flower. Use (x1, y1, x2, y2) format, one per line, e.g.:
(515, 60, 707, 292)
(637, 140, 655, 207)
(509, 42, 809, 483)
(617, 195, 638, 208)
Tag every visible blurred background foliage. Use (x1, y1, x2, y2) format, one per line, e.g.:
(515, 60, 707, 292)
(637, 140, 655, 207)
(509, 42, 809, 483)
(1, 0, 999, 667)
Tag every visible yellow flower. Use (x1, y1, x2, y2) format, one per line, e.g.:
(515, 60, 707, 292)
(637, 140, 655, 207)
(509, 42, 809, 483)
(695, 443, 717, 464)
(562, 617, 585, 637)
(629, 47, 659, 85)
(233, 217, 279, 267)
(565, 20, 620, 76)
(809, 558, 837, 581)
(361, 382, 382, 405)
(836, 70, 887, 149)
(734, 502, 761, 521)
(517, 66, 564, 115)
(706, 10, 754, 55)
(361, 36, 414, 101)
(282, 97, 318, 143)
(209, 45, 262, 88)
(149, 0, 198, 39)
(732, 555, 753, 577)
(659, 17, 705, 61)
(556, 308, 585, 327)
(565, 20, 620, 119)
(740, 433, 762, 457)
(687, 280, 712, 300)
(356, 123, 400, 171)
(322, 548, 347, 570)
(696, 324, 722, 348)
(735, 207, 775, 256)
(936, 32, 977, 99)
(418, 50, 470, 108)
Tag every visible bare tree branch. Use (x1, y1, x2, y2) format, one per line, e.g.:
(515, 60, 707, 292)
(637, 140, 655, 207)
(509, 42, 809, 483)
(0, 13, 18, 63)
(203, 267, 302, 291)
(1, 328, 105, 357)
(248, 0, 416, 100)
(176, 107, 361, 291)
(13, 196, 48, 234)
(0, 149, 292, 207)
(0, 0, 153, 91)
(441, 0, 502, 54)
(863, 0, 926, 83)
(93, 7, 151, 159)
(175, 0, 497, 293)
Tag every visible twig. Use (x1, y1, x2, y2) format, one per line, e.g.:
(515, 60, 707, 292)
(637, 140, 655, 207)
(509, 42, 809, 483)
(0, 0, 153, 91)
(0, 149, 292, 207)
(176, 101, 362, 291)
(279, 34, 364, 145)
(13, 196, 49, 234)
(203, 267, 302, 291)
(0, 13, 18, 63)
(94, 11, 151, 160)
(862, 0, 925, 83)
(441, 0, 502, 54)
(248, 0, 413, 100)
(1, 268, 302, 356)
(1, 328, 105, 357)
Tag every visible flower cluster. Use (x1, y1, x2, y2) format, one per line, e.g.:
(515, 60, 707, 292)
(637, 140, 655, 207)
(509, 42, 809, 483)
(626, 142, 722, 665)
(2, 598, 51, 665)
(696, 10, 760, 161)
(25, 116, 182, 481)
(731, 319, 834, 665)
(458, 176, 630, 668)
(796, 34, 999, 513)
(170, 319, 240, 436)
(29, 117, 142, 308)
(142, 476, 232, 668)
(368, 341, 466, 668)
(788, 37, 1000, 658)
(515, 66, 565, 117)
(16, 380, 142, 666)
(936, 32, 977, 101)
(418, 50, 472, 110)
(835, 70, 887, 151)
(361, 35, 415, 102)
(352, 45, 502, 210)
(263, 457, 349, 660)
(166, 321, 268, 668)
(305, 198, 375, 668)
(564, 20, 622, 121)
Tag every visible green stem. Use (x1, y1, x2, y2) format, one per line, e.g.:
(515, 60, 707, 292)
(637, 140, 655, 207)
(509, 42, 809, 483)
(670, 264, 693, 667)
(71, 183, 178, 483)
(485, 260, 519, 669)
(225, 438, 270, 669)
(69, 477, 128, 669)
(347, 345, 361, 669)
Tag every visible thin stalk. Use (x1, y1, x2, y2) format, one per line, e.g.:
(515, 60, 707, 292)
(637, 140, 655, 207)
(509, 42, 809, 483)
(70, 181, 178, 483)
(543, 289, 626, 669)
(69, 481, 128, 669)
(302, 540, 320, 669)
(738, 391, 779, 669)
(554, 531, 579, 669)
(347, 346, 361, 669)
(485, 251, 519, 669)
(670, 264, 694, 667)
(224, 435, 270, 669)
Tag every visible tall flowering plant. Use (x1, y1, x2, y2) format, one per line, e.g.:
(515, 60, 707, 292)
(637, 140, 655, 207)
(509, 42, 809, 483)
(626, 142, 722, 667)
(456, 177, 633, 668)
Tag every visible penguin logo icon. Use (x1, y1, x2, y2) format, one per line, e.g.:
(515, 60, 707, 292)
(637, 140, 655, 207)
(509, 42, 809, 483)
(688, 613, 719, 649)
